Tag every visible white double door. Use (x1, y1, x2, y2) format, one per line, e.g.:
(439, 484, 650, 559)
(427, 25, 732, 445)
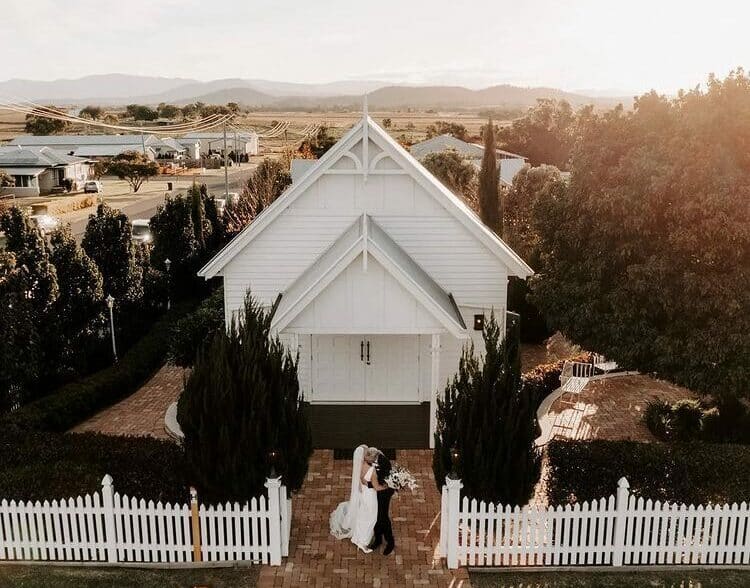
(312, 335, 419, 403)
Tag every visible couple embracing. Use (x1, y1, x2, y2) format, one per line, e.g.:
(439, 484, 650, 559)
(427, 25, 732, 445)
(330, 445, 395, 555)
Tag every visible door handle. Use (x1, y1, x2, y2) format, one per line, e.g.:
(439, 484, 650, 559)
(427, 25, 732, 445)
(366, 340, 370, 365)
(360, 340, 364, 362)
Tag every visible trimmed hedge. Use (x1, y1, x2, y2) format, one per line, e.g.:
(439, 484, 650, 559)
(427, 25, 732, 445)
(546, 440, 750, 505)
(168, 286, 224, 367)
(4, 299, 197, 433)
(0, 428, 187, 503)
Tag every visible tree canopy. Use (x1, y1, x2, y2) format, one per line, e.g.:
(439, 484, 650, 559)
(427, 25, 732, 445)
(24, 114, 68, 135)
(107, 150, 159, 193)
(420, 150, 477, 206)
(478, 119, 501, 233)
(531, 71, 750, 400)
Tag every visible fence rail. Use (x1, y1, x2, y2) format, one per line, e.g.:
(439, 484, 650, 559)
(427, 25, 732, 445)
(0, 475, 289, 566)
(441, 477, 750, 569)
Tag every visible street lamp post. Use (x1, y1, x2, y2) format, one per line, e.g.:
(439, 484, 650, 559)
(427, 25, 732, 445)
(165, 258, 172, 311)
(106, 294, 118, 362)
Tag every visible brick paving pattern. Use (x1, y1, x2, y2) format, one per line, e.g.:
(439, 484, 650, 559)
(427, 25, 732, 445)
(71, 364, 185, 439)
(542, 374, 697, 443)
(258, 450, 471, 588)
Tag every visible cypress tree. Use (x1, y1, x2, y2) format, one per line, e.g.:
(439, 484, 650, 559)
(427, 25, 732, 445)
(177, 293, 312, 503)
(433, 312, 540, 504)
(479, 119, 501, 233)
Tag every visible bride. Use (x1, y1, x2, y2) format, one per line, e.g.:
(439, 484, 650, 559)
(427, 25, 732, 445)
(329, 445, 379, 553)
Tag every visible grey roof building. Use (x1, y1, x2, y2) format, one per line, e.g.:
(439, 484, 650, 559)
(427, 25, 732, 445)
(0, 146, 91, 196)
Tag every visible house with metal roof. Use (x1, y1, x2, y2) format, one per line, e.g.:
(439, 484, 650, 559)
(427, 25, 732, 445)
(0, 146, 92, 197)
(8, 134, 162, 160)
(410, 134, 528, 187)
(179, 131, 259, 156)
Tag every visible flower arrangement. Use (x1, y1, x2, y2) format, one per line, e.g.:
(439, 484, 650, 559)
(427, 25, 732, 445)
(385, 463, 418, 492)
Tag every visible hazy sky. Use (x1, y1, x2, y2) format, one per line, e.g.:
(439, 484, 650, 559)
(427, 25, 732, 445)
(1, 0, 746, 94)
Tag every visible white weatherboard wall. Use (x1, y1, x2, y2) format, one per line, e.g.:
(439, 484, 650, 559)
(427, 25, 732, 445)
(221, 162, 508, 320)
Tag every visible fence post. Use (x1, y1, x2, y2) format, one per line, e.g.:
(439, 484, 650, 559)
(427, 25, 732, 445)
(445, 476, 463, 569)
(279, 484, 290, 557)
(265, 476, 283, 566)
(190, 487, 202, 562)
(439, 485, 448, 557)
(100, 475, 117, 564)
(612, 477, 630, 567)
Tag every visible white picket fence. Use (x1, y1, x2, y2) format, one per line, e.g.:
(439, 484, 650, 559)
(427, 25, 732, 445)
(0, 475, 290, 566)
(440, 477, 750, 568)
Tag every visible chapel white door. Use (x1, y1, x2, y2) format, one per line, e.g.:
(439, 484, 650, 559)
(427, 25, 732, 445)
(364, 336, 420, 403)
(312, 335, 365, 402)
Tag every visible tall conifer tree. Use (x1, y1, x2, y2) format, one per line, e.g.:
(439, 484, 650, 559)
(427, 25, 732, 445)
(479, 119, 501, 233)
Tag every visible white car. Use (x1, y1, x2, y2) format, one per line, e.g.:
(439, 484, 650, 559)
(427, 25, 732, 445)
(84, 181, 103, 194)
(30, 214, 60, 234)
(214, 198, 227, 216)
(131, 219, 152, 244)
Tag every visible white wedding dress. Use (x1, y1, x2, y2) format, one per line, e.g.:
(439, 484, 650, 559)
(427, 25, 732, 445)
(329, 445, 378, 551)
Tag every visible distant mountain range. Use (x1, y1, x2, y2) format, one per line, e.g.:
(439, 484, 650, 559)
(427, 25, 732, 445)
(0, 74, 630, 110)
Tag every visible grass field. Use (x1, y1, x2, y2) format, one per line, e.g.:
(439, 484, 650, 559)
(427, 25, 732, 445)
(0, 564, 259, 588)
(470, 568, 750, 588)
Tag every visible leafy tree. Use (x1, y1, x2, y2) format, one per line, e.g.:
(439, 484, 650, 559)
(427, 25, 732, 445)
(425, 121, 468, 141)
(168, 287, 225, 367)
(82, 203, 143, 305)
(107, 150, 159, 193)
(125, 104, 158, 121)
(0, 252, 40, 412)
(79, 105, 104, 120)
(300, 126, 336, 158)
(433, 313, 540, 503)
(49, 227, 105, 376)
(201, 184, 226, 249)
(157, 103, 180, 119)
(91, 160, 109, 180)
(497, 99, 584, 168)
(0, 171, 14, 188)
(181, 104, 198, 119)
(178, 294, 313, 502)
(24, 114, 68, 135)
(420, 151, 477, 207)
(478, 119, 501, 233)
(150, 193, 199, 277)
(531, 71, 750, 401)
(382, 118, 392, 129)
(224, 158, 291, 235)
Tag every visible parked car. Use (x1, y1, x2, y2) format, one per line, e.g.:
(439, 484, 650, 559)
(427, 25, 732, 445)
(215, 198, 227, 216)
(84, 181, 103, 194)
(29, 214, 60, 234)
(131, 219, 152, 244)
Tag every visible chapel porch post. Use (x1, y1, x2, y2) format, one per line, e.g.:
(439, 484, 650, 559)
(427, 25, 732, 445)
(429, 333, 441, 449)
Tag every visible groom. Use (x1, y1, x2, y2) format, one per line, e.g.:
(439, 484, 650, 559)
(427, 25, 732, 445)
(369, 450, 395, 555)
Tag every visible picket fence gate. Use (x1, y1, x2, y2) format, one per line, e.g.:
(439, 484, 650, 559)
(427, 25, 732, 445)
(440, 477, 750, 569)
(0, 475, 290, 566)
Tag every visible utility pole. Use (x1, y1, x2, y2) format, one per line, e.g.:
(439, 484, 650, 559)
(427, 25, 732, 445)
(235, 129, 240, 167)
(223, 122, 229, 198)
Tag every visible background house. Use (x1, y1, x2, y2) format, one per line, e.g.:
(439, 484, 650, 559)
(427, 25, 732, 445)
(9, 134, 162, 160)
(180, 131, 259, 157)
(0, 145, 91, 196)
(410, 134, 527, 187)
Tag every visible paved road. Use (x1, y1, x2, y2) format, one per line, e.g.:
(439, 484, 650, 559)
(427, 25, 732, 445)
(69, 166, 255, 238)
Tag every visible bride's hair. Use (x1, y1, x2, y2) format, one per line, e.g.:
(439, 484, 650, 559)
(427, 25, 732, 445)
(364, 447, 379, 463)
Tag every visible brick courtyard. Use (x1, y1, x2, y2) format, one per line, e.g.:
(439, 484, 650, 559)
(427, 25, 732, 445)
(538, 374, 698, 444)
(71, 364, 185, 439)
(258, 450, 470, 588)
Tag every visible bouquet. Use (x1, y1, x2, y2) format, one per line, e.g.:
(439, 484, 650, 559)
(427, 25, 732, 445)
(385, 463, 418, 493)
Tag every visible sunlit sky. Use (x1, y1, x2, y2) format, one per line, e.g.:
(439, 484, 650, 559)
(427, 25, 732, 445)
(1, 0, 746, 94)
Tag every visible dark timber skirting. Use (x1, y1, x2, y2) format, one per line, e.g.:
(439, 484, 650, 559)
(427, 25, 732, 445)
(304, 403, 430, 449)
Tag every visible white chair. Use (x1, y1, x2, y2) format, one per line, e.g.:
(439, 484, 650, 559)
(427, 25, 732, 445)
(558, 360, 594, 405)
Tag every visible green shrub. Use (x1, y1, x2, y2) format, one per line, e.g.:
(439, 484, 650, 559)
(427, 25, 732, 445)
(669, 399, 703, 440)
(0, 428, 187, 503)
(546, 440, 750, 505)
(168, 287, 225, 367)
(644, 400, 671, 440)
(643, 397, 750, 444)
(4, 299, 197, 433)
(522, 351, 592, 408)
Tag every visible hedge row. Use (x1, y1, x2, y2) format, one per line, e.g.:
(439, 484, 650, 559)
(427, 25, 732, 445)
(4, 299, 197, 433)
(546, 440, 750, 505)
(0, 429, 187, 503)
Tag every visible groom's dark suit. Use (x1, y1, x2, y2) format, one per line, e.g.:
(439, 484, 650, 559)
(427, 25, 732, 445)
(370, 451, 395, 552)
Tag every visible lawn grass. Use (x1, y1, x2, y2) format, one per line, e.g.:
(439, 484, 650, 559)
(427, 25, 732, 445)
(0, 564, 259, 588)
(470, 568, 750, 588)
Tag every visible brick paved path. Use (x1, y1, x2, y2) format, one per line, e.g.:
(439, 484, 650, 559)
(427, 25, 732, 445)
(258, 450, 470, 588)
(541, 374, 697, 443)
(72, 364, 185, 439)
